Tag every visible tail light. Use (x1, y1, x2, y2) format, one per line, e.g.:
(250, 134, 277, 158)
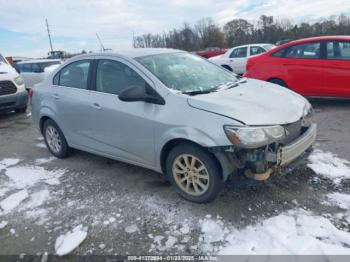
(28, 88, 33, 105)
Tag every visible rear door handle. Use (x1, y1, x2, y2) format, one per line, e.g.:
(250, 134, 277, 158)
(92, 102, 102, 110)
(52, 93, 59, 100)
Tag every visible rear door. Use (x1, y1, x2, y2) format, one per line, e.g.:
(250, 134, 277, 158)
(88, 58, 157, 167)
(324, 40, 350, 97)
(279, 41, 325, 96)
(229, 46, 248, 74)
(50, 59, 94, 147)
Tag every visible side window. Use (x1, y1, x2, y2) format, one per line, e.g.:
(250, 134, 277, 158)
(271, 49, 285, 57)
(284, 42, 321, 59)
(96, 59, 147, 95)
(326, 41, 350, 60)
(58, 60, 90, 89)
(230, 47, 247, 58)
(19, 63, 32, 73)
(250, 46, 265, 56)
(31, 63, 43, 73)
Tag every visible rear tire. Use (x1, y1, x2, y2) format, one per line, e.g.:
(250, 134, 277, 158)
(268, 78, 288, 88)
(15, 106, 27, 113)
(43, 119, 70, 158)
(165, 143, 223, 203)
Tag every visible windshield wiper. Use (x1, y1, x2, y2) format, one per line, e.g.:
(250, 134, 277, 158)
(182, 86, 220, 96)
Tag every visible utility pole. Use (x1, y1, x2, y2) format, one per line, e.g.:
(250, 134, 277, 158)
(46, 18, 53, 52)
(96, 33, 105, 51)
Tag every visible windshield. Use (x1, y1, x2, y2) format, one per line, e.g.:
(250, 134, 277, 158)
(0, 54, 8, 64)
(136, 52, 239, 93)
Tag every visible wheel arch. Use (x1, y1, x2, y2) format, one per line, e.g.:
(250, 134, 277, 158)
(267, 77, 289, 87)
(159, 138, 223, 180)
(221, 64, 232, 71)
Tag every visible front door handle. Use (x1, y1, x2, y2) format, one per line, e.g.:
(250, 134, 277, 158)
(92, 102, 102, 110)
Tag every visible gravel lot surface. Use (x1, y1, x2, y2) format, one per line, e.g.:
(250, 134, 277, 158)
(0, 100, 349, 259)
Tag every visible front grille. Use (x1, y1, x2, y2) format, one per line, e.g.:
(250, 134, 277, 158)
(0, 81, 17, 96)
(282, 120, 302, 144)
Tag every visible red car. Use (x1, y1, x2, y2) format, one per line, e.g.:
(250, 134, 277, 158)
(196, 47, 227, 59)
(244, 36, 350, 98)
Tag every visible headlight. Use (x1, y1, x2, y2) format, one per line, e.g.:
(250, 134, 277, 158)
(224, 125, 285, 148)
(13, 75, 24, 86)
(302, 102, 313, 126)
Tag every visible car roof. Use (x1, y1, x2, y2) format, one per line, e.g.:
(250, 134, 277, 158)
(228, 43, 274, 50)
(265, 35, 350, 54)
(17, 59, 62, 64)
(93, 48, 183, 59)
(280, 35, 350, 47)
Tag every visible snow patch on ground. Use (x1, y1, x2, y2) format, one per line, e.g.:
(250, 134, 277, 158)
(308, 150, 350, 184)
(35, 157, 56, 165)
(0, 220, 8, 229)
(125, 224, 138, 234)
(197, 209, 350, 255)
(24, 189, 50, 209)
(0, 190, 28, 214)
(55, 224, 88, 256)
(5, 165, 65, 189)
(0, 158, 20, 169)
(324, 192, 350, 209)
(36, 143, 47, 149)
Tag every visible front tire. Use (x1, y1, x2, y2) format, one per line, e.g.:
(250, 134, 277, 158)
(43, 119, 70, 158)
(165, 144, 223, 203)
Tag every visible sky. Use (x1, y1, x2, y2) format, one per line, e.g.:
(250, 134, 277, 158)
(0, 0, 349, 58)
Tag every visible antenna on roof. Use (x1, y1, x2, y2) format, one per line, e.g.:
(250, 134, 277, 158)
(96, 33, 106, 52)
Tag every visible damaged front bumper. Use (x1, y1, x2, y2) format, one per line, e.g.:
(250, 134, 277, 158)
(210, 123, 317, 181)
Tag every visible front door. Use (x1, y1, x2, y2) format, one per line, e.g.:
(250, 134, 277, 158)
(88, 58, 158, 167)
(280, 41, 325, 96)
(229, 46, 248, 74)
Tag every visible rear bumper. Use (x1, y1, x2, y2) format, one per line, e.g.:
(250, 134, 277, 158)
(0, 89, 28, 111)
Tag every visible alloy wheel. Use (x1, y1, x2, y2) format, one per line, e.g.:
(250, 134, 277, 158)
(172, 154, 210, 196)
(45, 125, 62, 154)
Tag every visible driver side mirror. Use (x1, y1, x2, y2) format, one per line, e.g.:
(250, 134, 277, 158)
(119, 85, 165, 105)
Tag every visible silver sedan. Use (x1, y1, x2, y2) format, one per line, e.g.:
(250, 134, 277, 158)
(31, 49, 316, 203)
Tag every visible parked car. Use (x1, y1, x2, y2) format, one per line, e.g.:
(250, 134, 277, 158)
(196, 47, 227, 59)
(0, 53, 28, 113)
(32, 49, 316, 203)
(244, 36, 350, 98)
(15, 59, 62, 90)
(209, 44, 276, 74)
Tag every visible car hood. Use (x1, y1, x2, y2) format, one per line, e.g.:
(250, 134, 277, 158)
(0, 63, 18, 80)
(187, 79, 309, 126)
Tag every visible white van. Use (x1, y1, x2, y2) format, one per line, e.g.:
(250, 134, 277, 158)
(0, 53, 28, 113)
(15, 59, 62, 89)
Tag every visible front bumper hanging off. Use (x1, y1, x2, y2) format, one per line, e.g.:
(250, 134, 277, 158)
(211, 124, 317, 181)
(277, 123, 317, 166)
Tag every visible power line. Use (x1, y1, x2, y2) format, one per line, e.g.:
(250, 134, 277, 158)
(46, 18, 53, 52)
